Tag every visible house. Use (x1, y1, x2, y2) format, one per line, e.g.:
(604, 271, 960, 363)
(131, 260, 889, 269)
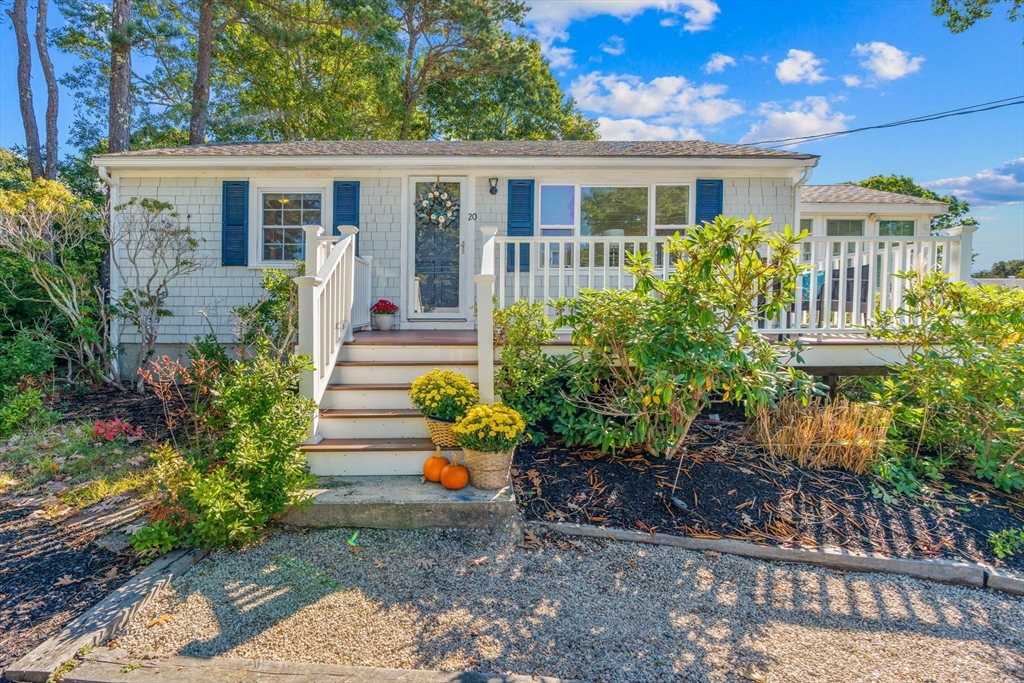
(92, 141, 977, 477)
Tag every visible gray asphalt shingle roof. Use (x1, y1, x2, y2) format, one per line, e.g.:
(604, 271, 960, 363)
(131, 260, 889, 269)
(96, 140, 818, 160)
(802, 184, 947, 206)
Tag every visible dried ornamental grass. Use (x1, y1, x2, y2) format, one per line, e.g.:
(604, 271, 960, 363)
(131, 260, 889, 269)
(754, 397, 891, 474)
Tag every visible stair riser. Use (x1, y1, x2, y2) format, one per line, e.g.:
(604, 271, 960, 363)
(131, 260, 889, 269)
(318, 415, 430, 439)
(305, 451, 433, 476)
(331, 364, 479, 384)
(339, 345, 477, 363)
(321, 389, 415, 410)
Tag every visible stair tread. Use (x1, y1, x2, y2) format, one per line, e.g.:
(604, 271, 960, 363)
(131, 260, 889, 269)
(302, 438, 453, 452)
(320, 408, 421, 418)
(324, 382, 477, 391)
(335, 360, 474, 367)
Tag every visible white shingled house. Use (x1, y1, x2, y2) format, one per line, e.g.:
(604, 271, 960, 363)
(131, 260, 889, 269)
(92, 141, 977, 477)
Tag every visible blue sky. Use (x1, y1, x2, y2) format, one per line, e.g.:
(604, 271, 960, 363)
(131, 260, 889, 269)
(2, 0, 1022, 269)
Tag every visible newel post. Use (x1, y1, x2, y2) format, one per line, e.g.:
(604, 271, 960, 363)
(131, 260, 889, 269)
(294, 273, 323, 443)
(475, 226, 498, 403)
(303, 225, 325, 274)
(947, 225, 979, 283)
(339, 226, 358, 343)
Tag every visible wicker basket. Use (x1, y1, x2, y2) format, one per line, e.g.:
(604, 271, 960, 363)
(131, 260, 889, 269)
(425, 417, 459, 448)
(462, 447, 515, 490)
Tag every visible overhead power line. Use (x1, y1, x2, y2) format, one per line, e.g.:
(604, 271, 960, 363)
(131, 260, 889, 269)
(748, 96, 1024, 148)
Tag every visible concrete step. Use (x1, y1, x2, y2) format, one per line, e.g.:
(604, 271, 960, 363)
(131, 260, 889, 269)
(279, 475, 514, 529)
(318, 409, 430, 439)
(338, 344, 478, 363)
(301, 438, 456, 476)
(331, 360, 479, 385)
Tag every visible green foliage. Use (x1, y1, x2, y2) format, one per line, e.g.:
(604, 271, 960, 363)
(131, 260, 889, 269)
(989, 527, 1024, 559)
(932, 0, 1022, 41)
(129, 520, 181, 556)
(554, 216, 822, 457)
(0, 328, 56, 387)
(974, 259, 1024, 278)
(854, 174, 977, 233)
(134, 343, 317, 550)
(233, 267, 301, 361)
(493, 300, 568, 440)
(866, 273, 1024, 493)
(0, 149, 32, 192)
(0, 388, 59, 438)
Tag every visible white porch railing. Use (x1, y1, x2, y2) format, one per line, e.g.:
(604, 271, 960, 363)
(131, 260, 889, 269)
(296, 225, 359, 440)
(352, 253, 373, 330)
(476, 225, 974, 402)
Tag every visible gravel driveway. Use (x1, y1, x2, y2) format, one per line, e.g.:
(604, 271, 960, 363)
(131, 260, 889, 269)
(116, 525, 1024, 683)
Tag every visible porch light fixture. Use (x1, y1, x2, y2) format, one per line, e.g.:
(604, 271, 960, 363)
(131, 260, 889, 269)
(488, 178, 499, 195)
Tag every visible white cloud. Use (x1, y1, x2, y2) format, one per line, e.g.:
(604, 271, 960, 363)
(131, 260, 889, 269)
(569, 71, 743, 126)
(525, 1, 720, 68)
(600, 35, 626, 56)
(842, 75, 862, 87)
(739, 97, 853, 146)
(597, 117, 703, 141)
(853, 41, 924, 80)
(775, 49, 828, 84)
(923, 159, 1024, 206)
(660, 17, 679, 27)
(704, 53, 736, 73)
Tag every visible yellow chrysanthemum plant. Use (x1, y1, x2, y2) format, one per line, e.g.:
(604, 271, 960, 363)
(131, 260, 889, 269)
(409, 368, 480, 422)
(453, 404, 526, 453)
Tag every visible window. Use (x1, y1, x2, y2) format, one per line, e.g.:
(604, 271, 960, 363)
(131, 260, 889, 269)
(262, 192, 322, 261)
(827, 218, 864, 255)
(580, 186, 648, 236)
(654, 185, 690, 235)
(799, 218, 813, 261)
(539, 185, 575, 235)
(879, 220, 915, 236)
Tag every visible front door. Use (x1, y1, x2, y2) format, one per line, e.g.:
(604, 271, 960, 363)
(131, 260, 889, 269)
(410, 178, 466, 320)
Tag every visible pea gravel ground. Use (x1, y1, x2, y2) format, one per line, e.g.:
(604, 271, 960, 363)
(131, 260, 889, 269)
(115, 525, 1024, 683)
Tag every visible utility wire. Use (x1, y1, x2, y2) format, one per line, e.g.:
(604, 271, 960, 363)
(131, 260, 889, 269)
(747, 96, 1024, 148)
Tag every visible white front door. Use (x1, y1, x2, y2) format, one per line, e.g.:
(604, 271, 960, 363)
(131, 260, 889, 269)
(408, 177, 470, 324)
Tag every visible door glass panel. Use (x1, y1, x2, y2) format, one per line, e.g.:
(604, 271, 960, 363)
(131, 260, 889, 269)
(413, 181, 461, 314)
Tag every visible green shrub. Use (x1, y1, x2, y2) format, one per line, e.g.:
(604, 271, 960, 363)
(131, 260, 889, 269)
(866, 273, 1024, 492)
(0, 328, 56, 387)
(553, 216, 821, 457)
(132, 343, 317, 550)
(493, 300, 570, 440)
(0, 387, 58, 437)
(989, 528, 1024, 559)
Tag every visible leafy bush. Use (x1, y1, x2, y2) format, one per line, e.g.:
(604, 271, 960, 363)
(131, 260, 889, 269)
(553, 216, 820, 457)
(408, 368, 479, 421)
(132, 343, 317, 550)
(453, 403, 526, 452)
(989, 528, 1024, 559)
(93, 418, 144, 442)
(493, 300, 569, 439)
(866, 273, 1024, 492)
(0, 328, 55, 387)
(233, 267, 301, 361)
(0, 388, 57, 438)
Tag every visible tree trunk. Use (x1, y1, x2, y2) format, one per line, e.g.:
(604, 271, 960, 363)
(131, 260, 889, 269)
(7, 0, 43, 179)
(188, 0, 214, 145)
(108, 0, 133, 153)
(35, 0, 59, 179)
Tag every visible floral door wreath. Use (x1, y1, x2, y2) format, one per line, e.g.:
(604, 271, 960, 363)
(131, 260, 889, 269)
(415, 181, 460, 227)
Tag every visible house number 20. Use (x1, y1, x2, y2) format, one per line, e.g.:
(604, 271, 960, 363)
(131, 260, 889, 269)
(466, 213, 477, 221)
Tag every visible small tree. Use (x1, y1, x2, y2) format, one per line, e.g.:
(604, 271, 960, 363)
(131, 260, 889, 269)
(233, 266, 301, 362)
(111, 197, 204, 391)
(554, 215, 821, 460)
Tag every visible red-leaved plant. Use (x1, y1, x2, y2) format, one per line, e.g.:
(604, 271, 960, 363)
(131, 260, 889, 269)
(93, 418, 144, 441)
(370, 299, 398, 315)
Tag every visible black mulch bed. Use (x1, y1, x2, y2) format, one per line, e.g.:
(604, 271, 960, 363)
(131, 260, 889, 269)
(0, 499, 144, 679)
(45, 386, 177, 441)
(514, 415, 1024, 574)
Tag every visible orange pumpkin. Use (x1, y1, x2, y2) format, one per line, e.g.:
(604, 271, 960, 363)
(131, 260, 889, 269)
(440, 453, 469, 490)
(423, 447, 450, 483)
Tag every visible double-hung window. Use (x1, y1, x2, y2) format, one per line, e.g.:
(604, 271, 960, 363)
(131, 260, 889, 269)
(878, 220, 915, 237)
(827, 218, 864, 255)
(653, 185, 690, 236)
(261, 191, 323, 262)
(799, 218, 814, 262)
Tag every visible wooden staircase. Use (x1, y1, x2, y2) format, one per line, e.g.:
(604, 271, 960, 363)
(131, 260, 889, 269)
(302, 331, 479, 477)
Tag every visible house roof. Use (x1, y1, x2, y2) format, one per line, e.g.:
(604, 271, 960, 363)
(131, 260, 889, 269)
(94, 140, 819, 161)
(802, 184, 947, 206)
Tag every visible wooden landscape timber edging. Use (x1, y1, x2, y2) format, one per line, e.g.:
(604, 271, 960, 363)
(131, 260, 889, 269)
(534, 522, 1024, 597)
(4, 549, 206, 683)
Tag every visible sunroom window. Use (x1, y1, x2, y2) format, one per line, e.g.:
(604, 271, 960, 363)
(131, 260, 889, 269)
(879, 220, 915, 236)
(827, 218, 864, 255)
(262, 192, 322, 261)
(654, 185, 690, 236)
(580, 186, 649, 236)
(799, 218, 813, 262)
(539, 185, 575, 236)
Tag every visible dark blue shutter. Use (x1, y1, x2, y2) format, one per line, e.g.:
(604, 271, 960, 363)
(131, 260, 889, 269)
(333, 181, 360, 254)
(507, 179, 534, 272)
(221, 181, 248, 266)
(695, 179, 724, 225)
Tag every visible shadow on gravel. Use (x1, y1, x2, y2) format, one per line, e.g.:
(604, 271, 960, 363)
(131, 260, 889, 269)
(129, 527, 1024, 683)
